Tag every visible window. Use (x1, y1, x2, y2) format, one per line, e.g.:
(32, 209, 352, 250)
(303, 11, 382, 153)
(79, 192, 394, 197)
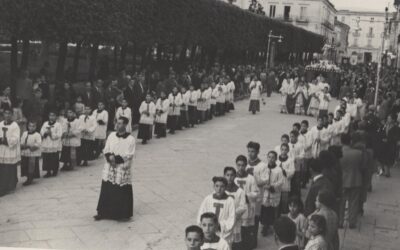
(284, 6, 291, 20)
(300, 6, 307, 20)
(369, 27, 373, 34)
(269, 5, 276, 18)
(341, 16, 345, 22)
(353, 38, 359, 46)
(370, 17, 374, 22)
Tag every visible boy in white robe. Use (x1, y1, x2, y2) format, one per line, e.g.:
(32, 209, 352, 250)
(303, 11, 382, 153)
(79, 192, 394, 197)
(288, 130, 304, 198)
(224, 167, 246, 249)
(249, 77, 263, 115)
(188, 85, 199, 127)
(168, 87, 182, 134)
(216, 80, 227, 116)
(20, 121, 41, 186)
(154, 92, 170, 138)
(277, 143, 295, 215)
(179, 87, 190, 128)
(41, 110, 62, 177)
(185, 225, 204, 250)
(93, 101, 108, 158)
(279, 79, 290, 113)
(0, 108, 20, 197)
(227, 78, 236, 111)
(78, 106, 97, 166)
(60, 109, 82, 171)
(210, 82, 219, 118)
(199, 213, 230, 250)
(298, 120, 312, 188)
(309, 116, 330, 159)
(274, 134, 290, 157)
(318, 85, 331, 118)
(197, 176, 236, 244)
(115, 99, 132, 133)
(255, 151, 284, 237)
(138, 94, 156, 144)
(235, 155, 260, 250)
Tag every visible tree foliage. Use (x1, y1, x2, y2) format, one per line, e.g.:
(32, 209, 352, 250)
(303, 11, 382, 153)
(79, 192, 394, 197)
(0, 0, 324, 53)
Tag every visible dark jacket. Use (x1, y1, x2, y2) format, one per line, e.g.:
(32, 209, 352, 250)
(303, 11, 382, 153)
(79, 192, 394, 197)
(340, 145, 364, 188)
(304, 175, 334, 216)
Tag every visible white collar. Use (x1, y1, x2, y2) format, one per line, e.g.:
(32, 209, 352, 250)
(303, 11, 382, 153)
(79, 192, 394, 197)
(313, 174, 323, 182)
(279, 244, 298, 250)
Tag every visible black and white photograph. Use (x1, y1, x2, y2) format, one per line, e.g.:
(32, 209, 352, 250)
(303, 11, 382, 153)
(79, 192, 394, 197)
(0, 0, 399, 249)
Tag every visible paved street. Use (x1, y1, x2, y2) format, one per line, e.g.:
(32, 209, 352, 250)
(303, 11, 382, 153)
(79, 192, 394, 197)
(0, 95, 399, 250)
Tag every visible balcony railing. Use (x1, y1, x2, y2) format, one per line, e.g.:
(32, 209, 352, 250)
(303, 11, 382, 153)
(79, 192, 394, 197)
(366, 33, 375, 38)
(276, 15, 293, 22)
(296, 16, 309, 24)
(352, 31, 361, 37)
(322, 20, 334, 31)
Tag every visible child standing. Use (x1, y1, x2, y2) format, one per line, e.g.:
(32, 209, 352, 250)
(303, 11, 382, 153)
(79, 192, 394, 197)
(93, 101, 108, 158)
(199, 213, 230, 250)
(277, 143, 295, 215)
(249, 76, 263, 115)
(74, 95, 85, 117)
(294, 80, 308, 115)
(154, 91, 170, 138)
(115, 99, 132, 134)
(13, 99, 27, 135)
(188, 85, 198, 127)
(167, 87, 182, 134)
(41, 110, 62, 177)
(179, 87, 190, 129)
(210, 82, 219, 117)
(78, 106, 97, 166)
(184, 225, 204, 250)
(60, 109, 82, 171)
(305, 214, 328, 250)
(279, 78, 290, 114)
(318, 85, 331, 118)
(227, 77, 236, 111)
(138, 93, 156, 144)
(20, 121, 41, 186)
(288, 197, 307, 250)
(235, 155, 260, 250)
(224, 167, 247, 249)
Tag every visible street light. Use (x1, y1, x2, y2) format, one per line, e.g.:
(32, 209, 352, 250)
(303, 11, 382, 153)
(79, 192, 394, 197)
(374, 7, 389, 106)
(266, 30, 283, 69)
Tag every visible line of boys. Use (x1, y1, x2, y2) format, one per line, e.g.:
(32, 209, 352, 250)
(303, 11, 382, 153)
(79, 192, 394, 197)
(185, 107, 352, 250)
(135, 77, 236, 144)
(16, 101, 109, 186)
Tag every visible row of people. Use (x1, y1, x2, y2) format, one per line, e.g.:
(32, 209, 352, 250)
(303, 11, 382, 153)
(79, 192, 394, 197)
(186, 99, 374, 250)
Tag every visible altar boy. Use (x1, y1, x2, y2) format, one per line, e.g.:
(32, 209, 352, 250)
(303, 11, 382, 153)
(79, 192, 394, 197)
(78, 106, 97, 166)
(41, 110, 63, 177)
(60, 109, 82, 171)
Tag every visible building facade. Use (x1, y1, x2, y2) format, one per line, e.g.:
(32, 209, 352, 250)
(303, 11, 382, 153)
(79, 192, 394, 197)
(337, 10, 388, 63)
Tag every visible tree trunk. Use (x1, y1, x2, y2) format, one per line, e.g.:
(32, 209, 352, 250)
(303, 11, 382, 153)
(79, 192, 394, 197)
(89, 43, 99, 81)
(190, 44, 197, 64)
(72, 41, 82, 82)
(10, 38, 18, 100)
(113, 44, 119, 75)
(131, 43, 137, 72)
(55, 40, 68, 82)
(119, 43, 127, 72)
(40, 40, 51, 63)
(20, 39, 30, 70)
(156, 44, 163, 62)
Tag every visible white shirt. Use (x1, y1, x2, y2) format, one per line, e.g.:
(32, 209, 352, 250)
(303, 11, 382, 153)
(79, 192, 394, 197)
(139, 101, 156, 125)
(41, 121, 62, 153)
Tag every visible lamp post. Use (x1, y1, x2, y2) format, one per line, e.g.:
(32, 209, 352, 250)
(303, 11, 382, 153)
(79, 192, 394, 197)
(375, 7, 389, 106)
(395, 0, 400, 68)
(266, 30, 283, 69)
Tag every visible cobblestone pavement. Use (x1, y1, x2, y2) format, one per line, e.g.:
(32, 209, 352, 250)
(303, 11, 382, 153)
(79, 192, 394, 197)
(0, 95, 398, 250)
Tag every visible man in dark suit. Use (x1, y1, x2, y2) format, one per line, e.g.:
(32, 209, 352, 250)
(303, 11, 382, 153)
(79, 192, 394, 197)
(131, 73, 146, 125)
(82, 82, 100, 109)
(339, 133, 365, 228)
(304, 158, 334, 216)
(273, 217, 299, 250)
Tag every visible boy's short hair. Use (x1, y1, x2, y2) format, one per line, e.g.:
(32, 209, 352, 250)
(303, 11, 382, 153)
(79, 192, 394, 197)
(281, 134, 289, 141)
(341, 133, 351, 145)
(223, 166, 236, 175)
(268, 150, 278, 159)
(288, 196, 304, 212)
(247, 141, 260, 152)
(290, 130, 299, 137)
(212, 176, 228, 186)
(118, 116, 129, 125)
(273, 217, 297, 244)
(292, 123, 301, 130)
(200, 212, 218, 224)
(301, 120, 309, 126)
(185, 225, 204, 240)
(280, 143, 289, 151)
(309, 158, 322, 173)
(235, 155, 247, 165)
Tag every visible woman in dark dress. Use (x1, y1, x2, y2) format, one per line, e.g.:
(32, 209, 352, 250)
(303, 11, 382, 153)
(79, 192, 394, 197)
(377, 113, 400, 177)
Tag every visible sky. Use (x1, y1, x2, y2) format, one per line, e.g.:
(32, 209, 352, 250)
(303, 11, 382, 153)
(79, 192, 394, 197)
(330, 0, 395, 12)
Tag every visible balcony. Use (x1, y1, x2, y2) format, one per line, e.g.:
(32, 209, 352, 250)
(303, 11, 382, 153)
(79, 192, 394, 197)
(322, 20, 334, 31)
(352, 31, 361, 37)
(276, 15, 293, 23)
(296, 16, 309, 24)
